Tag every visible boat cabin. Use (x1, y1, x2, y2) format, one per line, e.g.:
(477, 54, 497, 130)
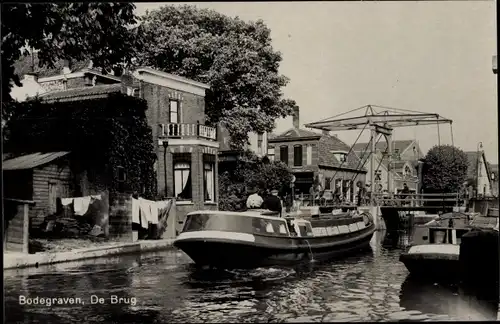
(181, 210, 293, 238)
(180, 209, 374, 240)
(412, 225, 471, 245)
(289, 218, 314, 237)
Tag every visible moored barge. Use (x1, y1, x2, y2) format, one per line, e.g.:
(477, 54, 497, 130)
(399, 212, 472, 281)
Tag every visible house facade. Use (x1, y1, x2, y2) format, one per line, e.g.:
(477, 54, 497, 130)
(13, 63, 219, 230)
(465, 151, 494, 197)
(268, 111, 366, 202)
(247, 132, 271, 157)
(130, 68, 219, 225)
(352, 140, 422, 194)
(488, 163, 498, 197)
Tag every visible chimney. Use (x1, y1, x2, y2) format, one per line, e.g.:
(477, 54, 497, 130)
(62, 59, 71, 74)
(292, 106, 300, 129)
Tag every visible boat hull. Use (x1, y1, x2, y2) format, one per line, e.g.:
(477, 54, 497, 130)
(174, 226, 375, 269)
(399, 244, 460, 282)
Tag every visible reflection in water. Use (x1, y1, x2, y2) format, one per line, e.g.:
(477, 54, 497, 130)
(399, 276, 498, 321)
(4, 231, 498, 323)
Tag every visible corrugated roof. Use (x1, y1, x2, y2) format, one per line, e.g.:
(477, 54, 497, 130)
(39, 84, 122, 102)
(2, 152, 70, 170)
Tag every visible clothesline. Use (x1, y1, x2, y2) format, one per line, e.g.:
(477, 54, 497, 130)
(132, 197, 172, 230)
(61, 195, 102, 216)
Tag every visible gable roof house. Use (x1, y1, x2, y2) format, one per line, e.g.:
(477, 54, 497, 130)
(11, 54, 123, 102)
(488, 163, 498, 197)
(465, 151, 494, 197)
(267, 107, 366, 202)
(351, 139, 422, 193)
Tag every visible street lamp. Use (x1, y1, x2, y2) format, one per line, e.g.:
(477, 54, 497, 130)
(162, 140, 169, 198)
(475, 142, 483, 198)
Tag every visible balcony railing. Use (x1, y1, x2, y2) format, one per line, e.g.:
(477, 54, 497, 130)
(159, 122, 217, 141)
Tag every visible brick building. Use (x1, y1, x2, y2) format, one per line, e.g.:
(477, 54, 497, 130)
(268, 108, 366, 202)
(13, 62, 219, 225)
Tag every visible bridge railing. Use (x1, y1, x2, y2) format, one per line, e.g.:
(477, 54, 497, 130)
(287, 192, 462, 209)
(290, 194, 358, 208)
(372, 192, 462, 207)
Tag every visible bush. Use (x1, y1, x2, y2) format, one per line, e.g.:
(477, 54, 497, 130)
(421, 145, 468, 212)
(422, 145, 468, 193)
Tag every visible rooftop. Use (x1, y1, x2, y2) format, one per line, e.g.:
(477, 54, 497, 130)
(464, 151, 491, 181)
(38, 84, 122, 102)
(268, 127, 322, 142)
(3, 152, 70, 171)
(352, 140, 415, 154)
(14, 54, 91, 79)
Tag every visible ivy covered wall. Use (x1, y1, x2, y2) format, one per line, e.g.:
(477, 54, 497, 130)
(4, 94, 157, 199)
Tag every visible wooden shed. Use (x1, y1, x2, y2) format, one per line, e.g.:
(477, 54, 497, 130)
(3, 152, 74, 229)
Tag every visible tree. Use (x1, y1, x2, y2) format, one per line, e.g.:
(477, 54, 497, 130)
(218, 151, 293, 211)
(135, 5, 297, 150)
(422, 145, 468, 193)
(1, 3, 139, 103)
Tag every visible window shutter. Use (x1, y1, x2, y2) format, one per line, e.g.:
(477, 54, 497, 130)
(280, 146, 288, 164)
(294, 145, 303, 166)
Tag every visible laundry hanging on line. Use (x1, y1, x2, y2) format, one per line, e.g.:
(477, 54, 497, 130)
(132, 197, 171, 229)
(61, 195, 102, 216)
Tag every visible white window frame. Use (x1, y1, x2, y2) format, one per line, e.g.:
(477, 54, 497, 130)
(204, 162, 215, 202)
(169, 100, 180, 124)
(174, 162, 191, 201)
(306, 145, 312, 165)
(257, 133, 263, 155)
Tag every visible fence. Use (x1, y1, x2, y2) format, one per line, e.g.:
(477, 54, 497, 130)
(4, 198, 34, 253)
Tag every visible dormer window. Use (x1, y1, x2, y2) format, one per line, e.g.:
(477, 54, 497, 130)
(126, 87, 137, 96)
(332, 151, 348, 163)
(404, 165, 413, 177)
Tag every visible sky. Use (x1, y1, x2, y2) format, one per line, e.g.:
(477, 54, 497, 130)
(138, 2, 498, 162)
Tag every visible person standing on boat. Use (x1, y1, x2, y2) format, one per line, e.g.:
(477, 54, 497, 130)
(246, 189, 264, 209)
(262, 189, 283, 216)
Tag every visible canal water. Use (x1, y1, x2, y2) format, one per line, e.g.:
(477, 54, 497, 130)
(5, 231, 499, 323)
